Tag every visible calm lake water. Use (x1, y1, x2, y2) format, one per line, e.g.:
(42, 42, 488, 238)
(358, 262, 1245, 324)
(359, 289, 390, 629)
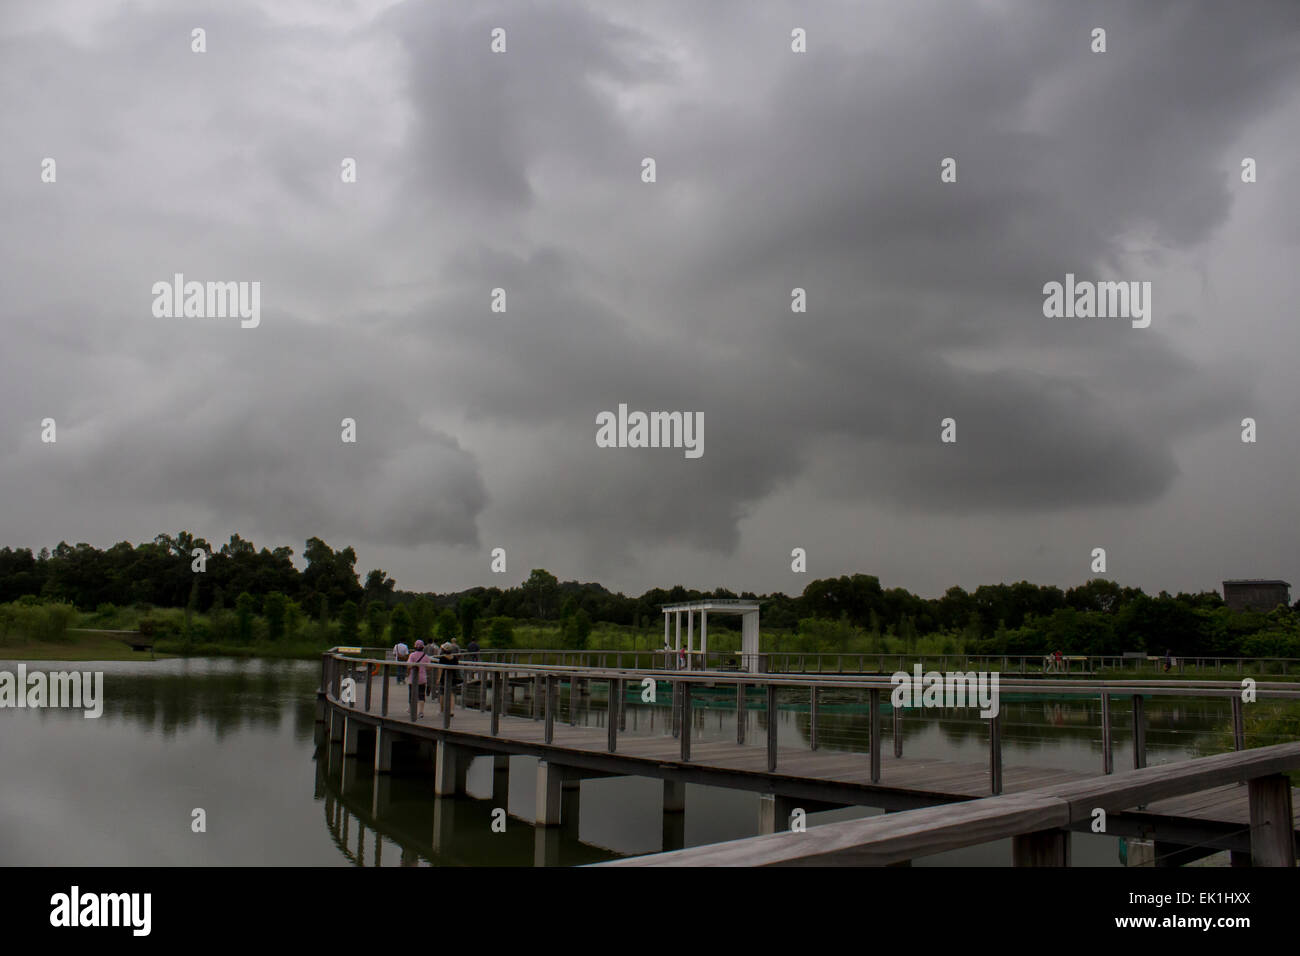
(0, 658, 1247, 866)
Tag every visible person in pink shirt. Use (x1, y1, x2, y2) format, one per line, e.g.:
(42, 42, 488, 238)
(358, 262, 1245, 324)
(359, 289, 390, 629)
(407, 640, 431, 718)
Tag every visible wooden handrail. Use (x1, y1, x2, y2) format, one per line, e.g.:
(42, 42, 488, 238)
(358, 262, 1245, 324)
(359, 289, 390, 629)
(322, 649, 1300, 699)
(595, 742, 1300, 867)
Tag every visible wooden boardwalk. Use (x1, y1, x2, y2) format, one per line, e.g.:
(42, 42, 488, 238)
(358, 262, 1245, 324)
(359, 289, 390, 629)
(326, 670, 1299, 856)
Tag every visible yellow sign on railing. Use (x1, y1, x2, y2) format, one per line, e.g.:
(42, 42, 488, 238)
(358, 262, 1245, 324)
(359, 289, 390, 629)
(336, 647, 362, 654)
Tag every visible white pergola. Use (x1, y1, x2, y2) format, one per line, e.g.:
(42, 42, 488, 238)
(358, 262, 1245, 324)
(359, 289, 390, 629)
(661, 599, 761, 673)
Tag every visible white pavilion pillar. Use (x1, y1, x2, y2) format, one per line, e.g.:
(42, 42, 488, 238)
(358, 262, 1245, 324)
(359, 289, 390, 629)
(687, 610, 694, 669)
(701, 609, 708, 662)
(675, 611, 681, 652)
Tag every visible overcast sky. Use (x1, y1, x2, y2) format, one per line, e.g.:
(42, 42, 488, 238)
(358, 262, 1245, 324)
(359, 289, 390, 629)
(2, 0, 1297, 600)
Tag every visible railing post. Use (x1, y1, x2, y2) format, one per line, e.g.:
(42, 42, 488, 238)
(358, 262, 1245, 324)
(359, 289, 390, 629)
(365, 665, 373, 713)
(491, 668, 502, 735)
(381, 662, 390, 717)
(870, 688, 881, 783)
(1232, 696, 1245, 751)
(608, 678, 620, 753)
(569, 673, 578, 727)
(766, 683, 778, 772)
(893, 699, 903, 758)
(737, 682, 746, 744)
(1101, 692, 1113, 774)
(544, 676, 554, 744)
(442, 666, 452, 729)
(809, 685, 819, 751)
(1132, 695, 1146, 770)
(680, 681, 692, 762)
(989, 710, 1003, 795)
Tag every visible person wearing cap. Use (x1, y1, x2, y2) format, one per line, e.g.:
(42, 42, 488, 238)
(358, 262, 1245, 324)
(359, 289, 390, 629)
(407, 640, 431, 718)
(437, 641, 458, 718)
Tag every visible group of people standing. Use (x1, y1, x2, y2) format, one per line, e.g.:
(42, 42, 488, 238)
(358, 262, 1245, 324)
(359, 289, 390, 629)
(392, 636, 481, 720)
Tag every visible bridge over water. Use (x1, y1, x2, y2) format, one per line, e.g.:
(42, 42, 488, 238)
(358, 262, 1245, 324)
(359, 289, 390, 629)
(317, 647, 1300, 866)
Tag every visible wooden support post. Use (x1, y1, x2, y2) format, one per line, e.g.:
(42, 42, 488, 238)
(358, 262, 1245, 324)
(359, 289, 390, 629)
(381, 664, 390, 717)
(434, 740, 467, 796)
(364, 667, 373, 712)
(736, 682, 746, 744)
(373, 726, 393, 774)
(809, 685, 819, 751)
(989, 710, 1003, 795)
(663, 779, 686, 813)
(608, 678, 620, 753)
(869, 688, 881, 783)
(1132, 694, 1146, 770)
(766, 683, 778, 772)
(532, 675, 541, 720)
(536, 760, 563, 826)
(1101, 692, 1113, 775)
(680, 682, 692, 762)
(893, 700, 903, 758)
(1232, 696, 1245, 751)
(1248, 774, 1296, 866)
(1012, 830, 1070, 866)
(342, 716, 360, 756)
(492, 755, 510, 807)
(758, 794, 801, 835)
(544, 676, 555, 745)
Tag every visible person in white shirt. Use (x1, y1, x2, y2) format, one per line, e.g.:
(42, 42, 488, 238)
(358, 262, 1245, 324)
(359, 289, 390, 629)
(394, 641, 410, 685)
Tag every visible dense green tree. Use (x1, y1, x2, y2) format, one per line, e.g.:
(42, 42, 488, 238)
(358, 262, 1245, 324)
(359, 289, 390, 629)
(389, 604, 412, 646)
(263, 591, 287, 642)
(365, 600, 388, 643)
(235, 592, 255, 643)
(363, 568, 396, 606)
(435, 608, 459, 644)
(301, 538, 362, 613)
(562, 608, 593, 649)
(410, 597, 434, 644)
(458, 596, 481, 643)
(521, 568, 559, 619)
(487, 616, 514, 648)
(338, 601, 360, 644)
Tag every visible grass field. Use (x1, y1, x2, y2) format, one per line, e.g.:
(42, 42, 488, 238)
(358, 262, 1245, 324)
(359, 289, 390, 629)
(0, 630, 165, 662)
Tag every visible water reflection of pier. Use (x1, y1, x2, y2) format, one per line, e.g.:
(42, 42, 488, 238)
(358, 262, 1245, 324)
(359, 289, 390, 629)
(314, 724, 625, 867)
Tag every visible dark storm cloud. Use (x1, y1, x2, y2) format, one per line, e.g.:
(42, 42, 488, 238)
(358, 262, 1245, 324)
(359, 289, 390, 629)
(376, 0, 1289, 555)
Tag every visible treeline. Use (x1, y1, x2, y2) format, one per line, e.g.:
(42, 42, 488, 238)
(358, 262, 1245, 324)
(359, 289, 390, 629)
(0, 534, 1296, 655)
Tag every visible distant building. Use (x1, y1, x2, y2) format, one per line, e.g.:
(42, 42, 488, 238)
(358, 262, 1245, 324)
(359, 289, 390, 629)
(1222, 579, 1291, 612)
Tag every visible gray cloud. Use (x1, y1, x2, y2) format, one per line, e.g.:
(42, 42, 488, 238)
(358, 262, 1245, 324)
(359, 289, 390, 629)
(0, 0, 1296, 593)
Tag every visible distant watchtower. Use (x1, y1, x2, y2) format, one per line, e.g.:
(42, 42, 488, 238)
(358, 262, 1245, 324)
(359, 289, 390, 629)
(1222, 579, 1291, 612)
